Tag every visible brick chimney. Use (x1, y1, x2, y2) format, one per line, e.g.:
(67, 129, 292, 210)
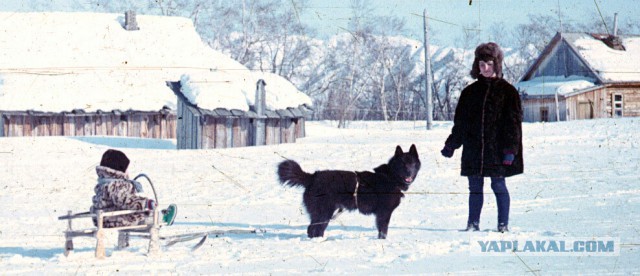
(124, 10, 140, 31)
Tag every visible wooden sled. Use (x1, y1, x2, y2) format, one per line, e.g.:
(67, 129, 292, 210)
(58, 174, 260, 259)
(58, 208, 161, 259)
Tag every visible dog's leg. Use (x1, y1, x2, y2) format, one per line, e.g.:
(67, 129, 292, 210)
(307, 217, 331, 238)
(375, 211, 393, 239)
(306, 209, 323, 238)
(307, 221, 328, 238)
(307, 207, 334, 238)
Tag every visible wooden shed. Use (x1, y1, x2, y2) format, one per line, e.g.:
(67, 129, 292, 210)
(516, 31, 640, 122)
(167, 80, 311, 149)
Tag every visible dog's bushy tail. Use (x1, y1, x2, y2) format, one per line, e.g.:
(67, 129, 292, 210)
(277, 160, 312, 188)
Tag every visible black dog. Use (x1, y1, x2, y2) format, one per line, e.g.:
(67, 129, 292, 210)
(277, 144, 421, 239)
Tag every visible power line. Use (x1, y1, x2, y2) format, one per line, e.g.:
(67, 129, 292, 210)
(410, 13, 482, 32)
(593, 0, 610, 35)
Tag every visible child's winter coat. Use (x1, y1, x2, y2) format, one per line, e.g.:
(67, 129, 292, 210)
(90, 166, 152, 228)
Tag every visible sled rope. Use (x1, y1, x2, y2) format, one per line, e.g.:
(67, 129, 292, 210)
(133, 174, 159, 204)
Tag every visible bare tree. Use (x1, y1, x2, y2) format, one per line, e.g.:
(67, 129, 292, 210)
(513, 14, 563, 65)
(487, 21, 513, 49)
(359, 16, 409, 121)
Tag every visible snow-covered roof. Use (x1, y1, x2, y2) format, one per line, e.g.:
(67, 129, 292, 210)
(567, 33, 640, 82)
(0, 12, 311, 113)
(517, 32, 640, 97)
(542, 33, 640, 83)
(516, 75, 596, 96)
(179, 71, 312, 112)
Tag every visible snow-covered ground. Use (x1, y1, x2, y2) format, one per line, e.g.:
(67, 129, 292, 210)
(1, 119, 639, 274)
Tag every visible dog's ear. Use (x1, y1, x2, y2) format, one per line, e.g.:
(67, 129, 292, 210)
(395, 145, 403, 156)
(409, 144, 418, 158)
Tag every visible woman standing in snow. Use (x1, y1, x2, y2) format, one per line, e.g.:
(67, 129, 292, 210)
(440, 42, 523, 232)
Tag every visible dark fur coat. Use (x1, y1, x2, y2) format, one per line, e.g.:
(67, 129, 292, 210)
(445, 76, 523, 177)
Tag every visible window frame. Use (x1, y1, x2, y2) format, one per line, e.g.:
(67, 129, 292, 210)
(612, 93, 623, 117)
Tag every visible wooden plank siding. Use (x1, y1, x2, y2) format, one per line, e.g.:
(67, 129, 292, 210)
(63, 116, 75, 136)
(232, 118, 250, 147)
(177, 100, 203, 149)
(3, 115, 24, 136)
(167, 81, 310, 150)
(529, 39, 598, 81)
(214, 118, 227, 149)
(223, 117, 232, 148)
(176, 113, 309, 149)
(566, 89, 604, 120)
(522, 96, 567, 122)
(522, 84, 640, 122)
(296, 117, 305, 138)
(607, 86, 640, 117)
(0, 111, 176, 138)
(247, 118, 256, 147)
(565, 86, 640, 120)
(175, 111, 310, 149)
(201, 117, 216, 149)
(95, 114, 108, 136)
(265, 119, 281, 145)
(176, 100, 186, 149)
(194, 114, 202, 150)
(280, 118, 296, 144)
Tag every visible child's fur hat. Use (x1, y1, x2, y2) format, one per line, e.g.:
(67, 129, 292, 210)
(100, 149, 130, 173)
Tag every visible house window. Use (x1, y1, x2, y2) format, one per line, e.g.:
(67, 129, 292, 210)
(540, 107, 549, 122)
(612, 94, 623, 117)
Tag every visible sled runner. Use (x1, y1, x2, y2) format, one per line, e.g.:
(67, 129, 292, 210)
(58, 174, 259, 259)
(130, 228, 260, 250)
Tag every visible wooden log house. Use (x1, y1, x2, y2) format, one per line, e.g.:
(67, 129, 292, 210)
(516, 29, 640, 122)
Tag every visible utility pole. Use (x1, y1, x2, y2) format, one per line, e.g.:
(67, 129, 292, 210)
(423, 9, 433, 130)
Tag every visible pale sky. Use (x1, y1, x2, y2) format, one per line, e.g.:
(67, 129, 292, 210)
(1, 0, 638, 47)
(299, 0, 639, 46)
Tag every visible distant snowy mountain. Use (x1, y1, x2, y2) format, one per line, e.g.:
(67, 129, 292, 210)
(286, 33, 522, 101)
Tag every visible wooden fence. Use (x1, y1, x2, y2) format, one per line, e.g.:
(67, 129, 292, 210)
(0, 110, 176, 139)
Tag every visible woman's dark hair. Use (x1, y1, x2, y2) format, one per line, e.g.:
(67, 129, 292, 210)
(470, 42, 504, 79)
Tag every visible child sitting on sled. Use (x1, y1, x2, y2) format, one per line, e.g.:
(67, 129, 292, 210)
(90, 149, 176, 228)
